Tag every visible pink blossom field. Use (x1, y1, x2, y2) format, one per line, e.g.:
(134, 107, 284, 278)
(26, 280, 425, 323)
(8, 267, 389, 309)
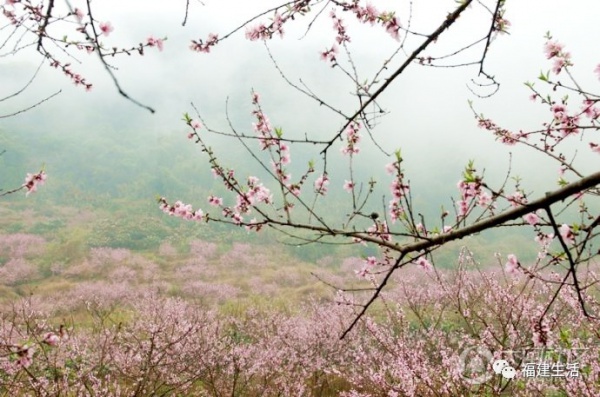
(0, 230, 599, 396)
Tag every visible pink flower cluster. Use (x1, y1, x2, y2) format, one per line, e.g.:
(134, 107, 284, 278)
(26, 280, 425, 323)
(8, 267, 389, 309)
(559, 223, 574, 244)
(245, 12, 286, 41)
(158, 198, 204, 221)
(379, 11, 401, 41)
(456, 179, 488, 217)
(73, 7, 84, 21)
(249, 93, 295, 191)
(550, 103, 580, 137)
(355, 254, 398, 278)
(532, 318, 550, 347)
(245, 24, 270, 41)
(314, 174, 329, 196)
(544, 39, 572, 75)
(49, 58, 92, 91)
(208, 195, 223, 207)
(190, 33, 218, 53)
(353, 3, 379, 25)
(507, 190, 527, 207)
(477, 117, 525, 145)
(320, 44, 339, 66)
(345, 4, 401, 41)
(415, 256, 433, 271)
(387, 159, 409, 223)
(341, 121, 361, 155)
(343, 180, 355, 193)
(535, 232, 554, 259)
(505, 254, 519, 275)
(252, 111, 274, 150)
(238, 176, 273, 209)
(366, 221, 392, 243)
(99, 21, 113, 36)
(15, 344, 34, 368)
(42, 326, 66, 347)
(3, 1, 43, 24)
(523, 212, 540, 226)
(330, 11, 350, 45)
(146, 36, 164, 51)
(23, 170, 47, 196)
(493, 9, 511, 34)
(581, 99, 600, 121)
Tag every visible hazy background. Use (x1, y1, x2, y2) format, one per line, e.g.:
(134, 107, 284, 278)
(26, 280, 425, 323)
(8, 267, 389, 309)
(1, 0, 599, 267)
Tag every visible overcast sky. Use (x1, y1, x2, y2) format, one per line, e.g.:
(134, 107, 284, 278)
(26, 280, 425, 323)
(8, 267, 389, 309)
(1, 0, 599, 200)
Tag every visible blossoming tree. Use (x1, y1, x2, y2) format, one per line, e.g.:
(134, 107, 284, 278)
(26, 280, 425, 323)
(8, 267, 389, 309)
(1, 1, 600, 393)
(155, 0, 600, 338)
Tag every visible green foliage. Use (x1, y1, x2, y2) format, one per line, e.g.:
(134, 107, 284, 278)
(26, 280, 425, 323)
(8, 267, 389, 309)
(89, 214, 171, 250)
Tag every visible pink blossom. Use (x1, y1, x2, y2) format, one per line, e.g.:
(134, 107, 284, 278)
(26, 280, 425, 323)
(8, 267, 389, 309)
(532, 319, 550, 347)
(320, 44, 338, 64)
(208, 195, 223, 206)
(523, 212, 540, 226)
(341, 122, 361, 155)
(280, 153, 291, 165)
(232, 212, 243, 224)
(457, 200, 469, 217)
(314, 174, 329, 195)
(355, 3, 379, 25)
(23, 170, 47, 196)
(190, 33, 218, 53)
(380, 12, 401, 41)
(355, 267, 369, 278)
(330, 12, 350, 44)
(191, 120, 201, 130)
(559, 224, 574, 244)
(507, 191, 526, 207)
(477, 191, 492, 207)
(385, 162, 396, 175)
(415, 223, 425, 234)
(287, 184, 300, 196)
(505, 254, 519, 274)
(365, 256, 377, 266)
(388, 199, 404, 223)
(494, 14, 511, 34)
(535, 232, 554, 246)
(590, 143, 600, 153)
(595, 64, 600, 80)
(147, 36, 164, 51)
(415, 256, 432, 271)
(391, 178, 409, 199)
(544, 40, 563, 59)
(245, 23, 269, 41)
(73, 7, 84, 21)
(552, 57, 566, 74)
(159, 197, 204, 222)
(43, 332, 60, 346)
(343, 180, 354, 193)
(245, 218, 264, 232)
(272, 12, 285, 37)
(99, 21, 114, 36)
(16, 344, 34, 368)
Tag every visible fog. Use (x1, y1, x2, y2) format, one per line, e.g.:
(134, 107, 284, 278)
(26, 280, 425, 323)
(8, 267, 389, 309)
(1, 0, 599, 222)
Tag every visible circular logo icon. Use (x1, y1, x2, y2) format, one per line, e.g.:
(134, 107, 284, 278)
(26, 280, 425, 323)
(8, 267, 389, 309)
(458, 345, 494, 384)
